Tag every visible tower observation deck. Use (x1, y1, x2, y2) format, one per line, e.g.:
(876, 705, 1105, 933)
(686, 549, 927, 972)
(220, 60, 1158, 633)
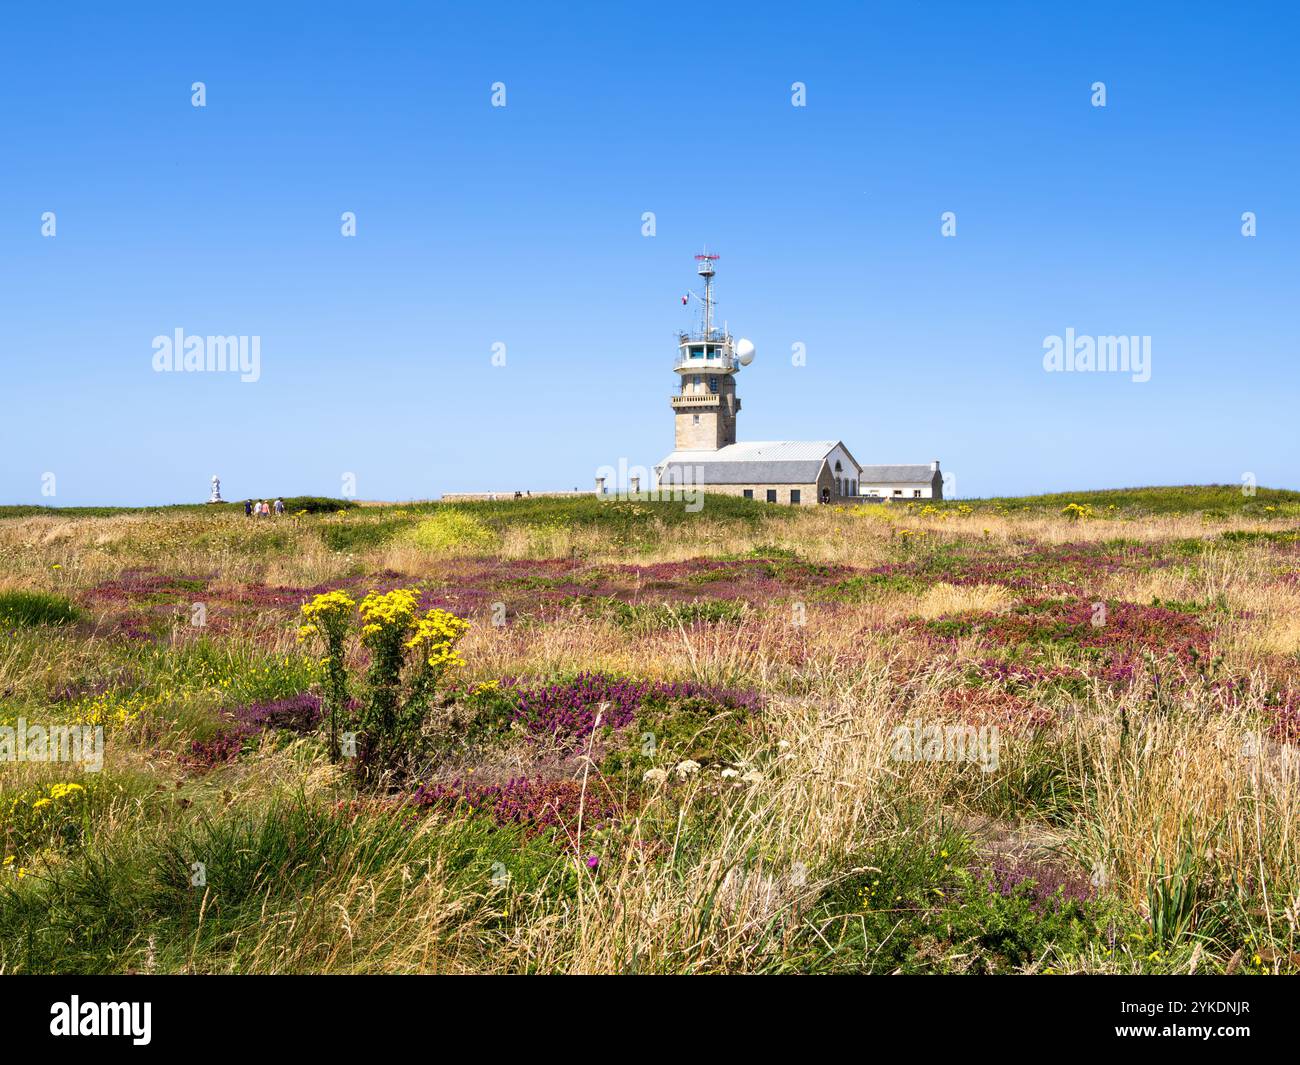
(671, 253, 755, 450)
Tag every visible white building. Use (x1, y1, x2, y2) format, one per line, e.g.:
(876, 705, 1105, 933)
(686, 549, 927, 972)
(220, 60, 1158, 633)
(657, 440, 864, 506)
(653, 255, 941, 505)
(859, 462, 944, 500)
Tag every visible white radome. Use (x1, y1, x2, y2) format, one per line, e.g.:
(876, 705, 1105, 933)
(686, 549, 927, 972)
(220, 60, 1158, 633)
(735, 338, 755, 365)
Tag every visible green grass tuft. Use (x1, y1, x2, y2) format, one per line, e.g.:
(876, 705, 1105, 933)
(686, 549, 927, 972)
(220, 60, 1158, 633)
(0, 590, 82, 627)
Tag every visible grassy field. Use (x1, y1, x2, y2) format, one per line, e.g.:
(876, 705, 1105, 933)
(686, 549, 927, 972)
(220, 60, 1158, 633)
(2, 486, 1299, 974)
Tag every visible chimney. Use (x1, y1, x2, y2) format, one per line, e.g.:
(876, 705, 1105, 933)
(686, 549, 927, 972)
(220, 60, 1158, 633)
(595, 476, 606, 495)
(930, 460, 940, 472)
(630, 475, 640, 494)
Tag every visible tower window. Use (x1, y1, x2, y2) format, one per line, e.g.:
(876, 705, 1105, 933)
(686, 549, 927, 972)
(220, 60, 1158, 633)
(708, 376, 718, 393)
(692, 414, 700, 425)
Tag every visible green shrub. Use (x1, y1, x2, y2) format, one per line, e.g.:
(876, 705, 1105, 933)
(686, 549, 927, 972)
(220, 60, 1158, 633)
(1, 781, 94, 865)
(824, 572, 921, 601)
(601, 696, 756, 783)
(587, 597, 749, 630)
(424, 682, 520, 762)
(319, 518, 408, 552)
(405, 510, 498, 554)
(0, 798, 556, 973)
(297, 588, 470, 779)
(280, 496, 358, 514)
(969, 485, 1300, 517)
(790, 826, 1119, 974)
(1219, 529, 1300, 546)
(0, 590, 81, 628)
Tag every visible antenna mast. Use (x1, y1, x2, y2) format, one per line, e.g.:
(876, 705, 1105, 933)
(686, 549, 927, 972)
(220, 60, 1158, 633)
(695, 252, 719, 338)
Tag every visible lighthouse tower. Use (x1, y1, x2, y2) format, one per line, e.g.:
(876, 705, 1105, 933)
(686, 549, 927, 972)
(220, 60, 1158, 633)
(671, 254, 754, 450)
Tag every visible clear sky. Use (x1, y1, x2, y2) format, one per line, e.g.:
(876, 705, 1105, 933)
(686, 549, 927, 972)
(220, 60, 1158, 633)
(2, 1, 1296, 505)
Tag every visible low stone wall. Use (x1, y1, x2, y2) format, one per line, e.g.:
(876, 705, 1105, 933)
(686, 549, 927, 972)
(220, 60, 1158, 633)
(440, 487, 890, 507)
(439, 491, 593, 502)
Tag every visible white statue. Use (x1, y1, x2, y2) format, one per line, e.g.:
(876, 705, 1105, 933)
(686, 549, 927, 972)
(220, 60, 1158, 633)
(208, 475, 224, 504)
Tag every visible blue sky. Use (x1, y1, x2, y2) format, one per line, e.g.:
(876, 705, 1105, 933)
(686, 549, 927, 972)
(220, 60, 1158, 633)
(2, 0, 1297, 505)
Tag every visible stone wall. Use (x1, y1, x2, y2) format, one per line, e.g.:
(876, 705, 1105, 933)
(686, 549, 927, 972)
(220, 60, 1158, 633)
(693, 478, 848, 506)
(674, 410, 729, 450)
(689, 484, 816, 506)
(672, 378, 738, 450)
(439, 491, 592, 502)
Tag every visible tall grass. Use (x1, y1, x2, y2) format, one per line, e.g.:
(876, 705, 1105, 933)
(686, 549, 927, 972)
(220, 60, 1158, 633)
(0, 589, 81, 627)
(1, 489, 1298, 972)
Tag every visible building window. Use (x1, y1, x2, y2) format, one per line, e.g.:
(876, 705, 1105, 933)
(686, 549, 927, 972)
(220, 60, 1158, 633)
(766, 489, 777, 503)
(743, 489, 753, 499)
(708, 376, 718, 393)
(790, 489, 801, 504)
(835, 477, 842, 496)
(893, 489, 902, 496)
(692, 414, 700, 425)
(913, 489, 922, 498)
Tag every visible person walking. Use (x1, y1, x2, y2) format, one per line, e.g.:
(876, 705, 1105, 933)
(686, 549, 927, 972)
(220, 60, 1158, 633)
(244, 500, 253, 517)
(274, 498, 284, 515)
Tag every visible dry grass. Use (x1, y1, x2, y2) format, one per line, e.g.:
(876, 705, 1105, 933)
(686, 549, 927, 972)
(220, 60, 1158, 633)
(3, 497, 1299, 973)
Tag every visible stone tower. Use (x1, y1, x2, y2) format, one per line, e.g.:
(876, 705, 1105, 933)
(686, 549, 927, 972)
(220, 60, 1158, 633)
(671, 254, 750, 450)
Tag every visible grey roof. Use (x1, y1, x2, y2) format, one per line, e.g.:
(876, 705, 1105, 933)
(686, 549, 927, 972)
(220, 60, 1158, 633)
(655, 441, 858, 486)
(858, 464, 938, 483)
(659, 459, 827, 485)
